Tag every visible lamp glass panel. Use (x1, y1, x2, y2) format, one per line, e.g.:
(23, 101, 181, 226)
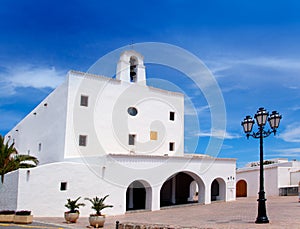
(269, 112, 281, 129)
(255, 111, 268, 126)
(269, 117, 275, 128)
(275, 116, 281, 127)
(242, 116, 254, 133)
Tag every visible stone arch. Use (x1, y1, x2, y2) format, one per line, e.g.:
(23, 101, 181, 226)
(160, 171, 205, 207)
(126, 180, 152, 211)
(236, 179, 247, 197)
(211, 177, 226, 201)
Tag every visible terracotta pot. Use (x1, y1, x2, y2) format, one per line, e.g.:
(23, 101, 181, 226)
(64, 212, 79, 223)
(88, 215, 105, 228)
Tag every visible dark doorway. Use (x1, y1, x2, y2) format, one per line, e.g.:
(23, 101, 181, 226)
(160, 172, 196, 207)
(211, 179, 220, 201)
(126, 181, 146, 211)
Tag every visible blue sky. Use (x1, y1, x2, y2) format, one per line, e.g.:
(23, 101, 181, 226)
(1, 0, 300, 167)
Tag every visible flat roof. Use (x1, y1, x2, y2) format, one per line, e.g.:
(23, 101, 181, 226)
(108, 153, 236, 161)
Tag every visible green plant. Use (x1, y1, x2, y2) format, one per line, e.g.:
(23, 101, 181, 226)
(15, 210, 31, 215)
(0, 135, 39, 183)
(0, 210, 15, 215)
(65, 197, 85, 213)
(85, 195, 113, 216)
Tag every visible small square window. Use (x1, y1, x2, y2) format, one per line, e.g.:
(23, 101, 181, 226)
(60, 182, 67, 191)
(150, 131, 158, 140)
(169, 111, 175, 121)
(169, 142, 175, 151)
(80, 95, 89, 107)
(129, 134, 136, 145)
(79, 135, 87, 146)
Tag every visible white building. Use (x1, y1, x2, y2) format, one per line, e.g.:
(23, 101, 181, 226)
(0, 50, 236, 217)
(236, 158, 300, 197)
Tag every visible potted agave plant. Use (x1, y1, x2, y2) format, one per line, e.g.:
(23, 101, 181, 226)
(64, 197, 85, 223)
(85, 195, 113, 228)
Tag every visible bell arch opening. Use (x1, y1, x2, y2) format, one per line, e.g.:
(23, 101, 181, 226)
(129, 56, 138, 82)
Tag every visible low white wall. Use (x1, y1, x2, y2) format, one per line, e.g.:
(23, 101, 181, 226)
(237, 166, 279, 197)
(291, 171, 300, 186)
(12, 156, 235, 217)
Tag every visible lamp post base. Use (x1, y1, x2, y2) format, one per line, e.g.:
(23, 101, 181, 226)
(255, 196, 269, 224)
(255, 216, 269, 224)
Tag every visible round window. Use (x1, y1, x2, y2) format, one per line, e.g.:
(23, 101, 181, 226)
(127, 107, 138, 116)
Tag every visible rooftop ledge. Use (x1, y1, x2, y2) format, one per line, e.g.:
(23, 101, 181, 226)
(68, 70, 183, 97)
(108, 153, 236, 161)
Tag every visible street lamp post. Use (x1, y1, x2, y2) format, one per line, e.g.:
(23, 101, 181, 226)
(241, 107, 282, 224)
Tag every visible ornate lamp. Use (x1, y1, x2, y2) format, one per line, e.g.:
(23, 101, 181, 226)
(268, 111, 282, 130)
(254, 107, 269, 126)
(241, 107, 282, 224)
(241, 115, 255, 135)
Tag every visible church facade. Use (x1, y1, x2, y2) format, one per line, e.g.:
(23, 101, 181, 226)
(0, 50, 236, 217)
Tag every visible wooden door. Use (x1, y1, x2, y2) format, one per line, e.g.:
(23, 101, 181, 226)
(236, 180, 247, 197)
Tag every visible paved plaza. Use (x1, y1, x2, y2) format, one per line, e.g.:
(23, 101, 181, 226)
(2, 196, 299, 229)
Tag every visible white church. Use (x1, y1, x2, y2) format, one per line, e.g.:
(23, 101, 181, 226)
(0, 50, 236, 217)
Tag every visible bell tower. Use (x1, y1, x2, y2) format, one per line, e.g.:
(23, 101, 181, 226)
(116, 50, 146, 85)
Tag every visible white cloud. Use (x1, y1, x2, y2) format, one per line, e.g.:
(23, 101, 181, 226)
(0, 65, 66, 97)
(289, 106, 300, 111)
(0, 82, 15, 97)
(204, 56, 300, 95)
(207, 57, 300, 84)
(274, 148, 300, 153)
(184, 103, 210, 116)
(195, 129, 241, 139)
(267, 148, 300, 157)
(207, 56, 300, 75)
(280, 123, 300, 142)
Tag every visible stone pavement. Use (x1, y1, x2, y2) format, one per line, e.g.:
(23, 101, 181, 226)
(33, 196, 300, 229)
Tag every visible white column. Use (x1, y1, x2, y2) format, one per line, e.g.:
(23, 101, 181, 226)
(151, 186, 160, 211)
(205, 184, 211, 204)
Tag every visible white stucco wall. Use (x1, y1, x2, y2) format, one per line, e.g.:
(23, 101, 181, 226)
(14, 162, 120, 216)
(278, 167, 292, 187)
(64, 71, 184, 159)
(237, 160, 300, 197)
(290, 171, 300, 185)
(237, 167, 275, 197)
(265, 167, 279, 196)
(5, 81, 69, 164)
(9, 155, 235, 217)
(237, 166, 280, 197)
